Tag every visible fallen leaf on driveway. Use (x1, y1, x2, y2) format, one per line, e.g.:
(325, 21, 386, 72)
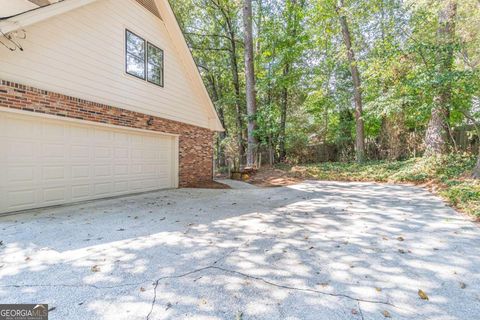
(375, 287, 382, 292)
(418, 289, 429, 300)
(460, 282, 467, 289)
(382, 310, 391, 318)
(140, 287, 146, 292)
(91, 265, 101, 272)
(351, 309, 358, 315)
(397, 236, 405, 241)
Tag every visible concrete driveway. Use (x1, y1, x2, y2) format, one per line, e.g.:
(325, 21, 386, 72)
(0, 181, 479, 320)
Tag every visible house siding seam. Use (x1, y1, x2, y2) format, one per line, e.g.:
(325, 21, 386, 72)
(0, 80, 214, 187)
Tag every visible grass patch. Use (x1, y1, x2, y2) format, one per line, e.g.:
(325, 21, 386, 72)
(280, 154, 480, 218)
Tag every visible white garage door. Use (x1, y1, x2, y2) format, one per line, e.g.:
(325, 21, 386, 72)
(0, 111, 178, 214)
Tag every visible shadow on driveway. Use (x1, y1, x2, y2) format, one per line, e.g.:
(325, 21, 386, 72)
(0, 181, 479, 320)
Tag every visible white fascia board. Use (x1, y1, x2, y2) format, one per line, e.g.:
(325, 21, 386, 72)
(0, 0, 99, 34)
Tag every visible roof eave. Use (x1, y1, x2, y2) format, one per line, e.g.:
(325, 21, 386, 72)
(0, 0, 98, 34)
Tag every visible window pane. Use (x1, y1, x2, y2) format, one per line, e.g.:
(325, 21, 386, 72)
(147, 42, 164, 86)
(126, 31, 145, 59)
(127, 53, 145, 78)
(126, 30, 145, 78)
(148, 63, 163, 86)
(148, 43, 163, 66)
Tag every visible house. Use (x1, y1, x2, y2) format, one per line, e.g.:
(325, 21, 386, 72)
(0, 0, 224, 214)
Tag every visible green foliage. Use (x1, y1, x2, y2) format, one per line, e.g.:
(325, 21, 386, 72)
(170, 0, 480, 165)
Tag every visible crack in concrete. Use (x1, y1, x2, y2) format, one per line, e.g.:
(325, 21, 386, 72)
(145, 266, 213, 320)
(3, 238, 406, 317)
(2, 264, 409, 316)
(358, 301, 365, 320)
(208, 266, 397, 307)
(144, 262, 403, 319)
(146, 239, 250, 320)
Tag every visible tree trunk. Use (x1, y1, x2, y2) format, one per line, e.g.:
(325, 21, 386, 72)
(228, 34, 245, 161)
(278, 0, 300, 162)
(336, 0, 365, 163)
(473, 145, 480, 179)
(243, 0, 258, 168)
(424, 0, 457, 156)
(379, 113, 407, 160)
(208, 74, 227, 167)
(278, 64, 289, 162)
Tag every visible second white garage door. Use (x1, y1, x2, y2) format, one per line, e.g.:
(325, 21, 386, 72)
(0, 111, 178, 214)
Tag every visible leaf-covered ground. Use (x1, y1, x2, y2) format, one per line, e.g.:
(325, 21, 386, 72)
(265, 154, 480, 218)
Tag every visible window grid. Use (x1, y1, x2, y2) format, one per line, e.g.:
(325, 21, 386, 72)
(147, 42, 164, 87)
(125, 29, 146, 80)
(125, 29, 164, 87)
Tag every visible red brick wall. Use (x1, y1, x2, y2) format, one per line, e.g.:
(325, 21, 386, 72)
(0, 80, 215, 187)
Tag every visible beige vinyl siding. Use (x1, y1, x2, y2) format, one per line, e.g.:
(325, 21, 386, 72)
(0, 0, 211, 129)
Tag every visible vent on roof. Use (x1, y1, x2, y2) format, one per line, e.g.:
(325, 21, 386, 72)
(135, 0, 162, 20)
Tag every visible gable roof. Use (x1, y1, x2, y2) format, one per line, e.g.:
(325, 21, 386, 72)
(0, 0, 224, 132)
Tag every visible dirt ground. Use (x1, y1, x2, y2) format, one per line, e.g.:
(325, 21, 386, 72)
(187, 180, 231, 189)
(214, 166, 304, 188)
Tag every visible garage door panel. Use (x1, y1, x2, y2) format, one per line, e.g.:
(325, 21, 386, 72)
(94, 146, 113, 160)
(114, 132, 130, 145)
(114, 164, 129, 176)
(0, 112, 178, 214)
(71, 145, 90, 159)
(43, 187, 67, 203)
(7, 189, 37, 209)
(114, 147, 129, 159)
(94, 128, 114, 141)
(7, 140, 35, 161)
(94, 182, 114, 195)
(42, 166, 67, 182)
(94, 165, 112, 177)
(6, 117, 35, 138)
(114, 181, 130, 193)
(42, 123, 66, 140)
(42, 143, 66, 160)
(70, 125, 91, 141)
(72, 165, 90, 179)
(7, 166, 35, 183)
(71, 185, 91, 200)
